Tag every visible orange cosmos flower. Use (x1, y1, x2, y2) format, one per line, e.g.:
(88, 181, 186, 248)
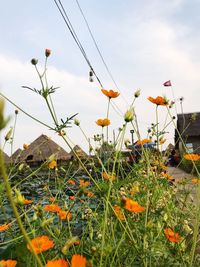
(136, 139, 151, 146)
(85, 191, 94, 197)
(164, 228, 182, 243)
(79, 179, 90, 187)
(101, 89, 120, 99)
(46, 259, 68, 267)
(57, 210, 72, 220)
(123, 197, 145, 213)
(69, 195, 75, 201)
(44, 204, 61, 213)
(71, 254, 86, 267)
(23, 144, 29, 150)
(0, 260, 17, 267)
(102, 172, 116, 181)
(0, 223, 11, 232)
(192, 178, 200, 184)
(148, 96, 168, 106)
(113, 205, 125, 221)
(96, 118, 110, 127)
(27, 235, 54, 254)
(67, 179, 76, 185)
(23, 199, 33, 205)
(48, 160, 57, 169)
(184, 154, 200, 161)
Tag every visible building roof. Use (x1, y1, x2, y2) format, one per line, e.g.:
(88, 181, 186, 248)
(19, 134, 71, 162)
(11, 148, 22, 163)
(176, 112, 200, 137)
(0, 150, 10, 164)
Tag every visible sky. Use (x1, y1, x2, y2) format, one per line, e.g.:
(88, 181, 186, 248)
(0, 0, 200, 155)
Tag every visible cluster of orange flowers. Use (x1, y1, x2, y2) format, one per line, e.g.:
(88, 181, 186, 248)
(44, 204, 72, 220)
(0, 260, 17, 267)
(164, 228, 182, 243)
(27, 235, 54, 254)
(79, 179, 90, 187)
(184, 153, 200, 161)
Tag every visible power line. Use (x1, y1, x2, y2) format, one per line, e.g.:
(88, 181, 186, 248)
(75, 0, 129, 105)
(53, 0, 103, 88)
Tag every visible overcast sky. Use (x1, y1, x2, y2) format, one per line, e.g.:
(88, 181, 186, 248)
(0, 0, 200, 155)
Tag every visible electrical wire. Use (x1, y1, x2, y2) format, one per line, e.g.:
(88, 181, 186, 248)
(75, 0, 128, 105)
(53, 0, 103, 88)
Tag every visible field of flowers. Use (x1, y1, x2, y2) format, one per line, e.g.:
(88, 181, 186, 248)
(0, 50, 200, 267)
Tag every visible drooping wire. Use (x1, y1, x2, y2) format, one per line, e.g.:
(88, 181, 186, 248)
(53, 0, 103, 88)
(74, 0, 128, 105)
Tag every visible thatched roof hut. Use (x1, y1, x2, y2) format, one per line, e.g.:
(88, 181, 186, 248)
(70, 145, 88, 159)
(0, 150, 10, 164)
(175, 112, 200, 153)
(19, 134, 71, 165)
(11, 148, 22, 163)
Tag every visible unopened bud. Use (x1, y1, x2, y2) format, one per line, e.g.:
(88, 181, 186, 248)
(31, 58, 38, 65)
(124, 108, 134, 123)
(5, 128, 13, 141)
(134, 89, 141, 98)
(74, 118, 80, 126)
(45, 48, 51, 57)
(15, 109, 19, 115)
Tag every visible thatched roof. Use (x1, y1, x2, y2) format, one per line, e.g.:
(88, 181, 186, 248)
(70, 145, 87, 158)
(0, 150, 10, 164)
(11, 148, 22, 163)
(176, 112, 200, 137)
(19, 134, 70, 162)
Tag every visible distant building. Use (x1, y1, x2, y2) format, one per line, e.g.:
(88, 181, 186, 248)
(12, 134, 71, 166)
(0, 150, 10, 164)
(175, 112, 200, 154)
(70, 145, 88, 159)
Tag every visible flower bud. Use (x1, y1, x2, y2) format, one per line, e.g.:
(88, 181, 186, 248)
(45, 48, 51, 57)
(124, 108, 134, 123)
(5, 128, 13, 141)
(31, 58, 38, 65)
(74, 118, 80, 126)
(134, 89, 141, 98)
(15, 109, 19, 115)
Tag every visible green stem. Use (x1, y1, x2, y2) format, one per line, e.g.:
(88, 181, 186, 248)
(0, 150, 43, 267)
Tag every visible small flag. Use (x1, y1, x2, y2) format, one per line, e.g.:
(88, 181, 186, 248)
(163, 80, 172, 86)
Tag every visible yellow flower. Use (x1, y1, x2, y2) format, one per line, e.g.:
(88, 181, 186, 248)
(23, 144, 29, 150)
(96, 118, 110, 127)
(48, 160, 57, 169)
(192, 178, 200, 184)
(113, 205, 125, 221)
(27, 235, 54, 254)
